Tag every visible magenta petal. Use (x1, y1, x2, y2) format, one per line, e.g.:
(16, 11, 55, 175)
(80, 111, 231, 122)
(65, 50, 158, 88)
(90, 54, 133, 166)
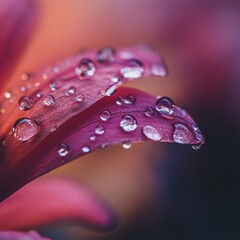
(0, 178, 115, 231)
(0, 230, 51, 240)
(0, 47, 203, 201)
(0, 0, 38, 88)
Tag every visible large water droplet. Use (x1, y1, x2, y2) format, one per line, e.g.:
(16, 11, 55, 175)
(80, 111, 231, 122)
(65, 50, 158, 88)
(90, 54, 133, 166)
(155, 97, 175, 119)
(95, 125, 105, 135)
(18, 96, 33, 111)
(13, 118, 39, 142)
(97, 47, 115, 63)
(75, 58, 96, 77)
(144, 107, 154, 117)
(124, 94, 136, 105)
(82, 145, 91, 153)
(120, 114, 137, 132)
(142, 125, 162, 141)
(121, 59, 144, 78)
(43, 94, 55, 106)
(122, 140, 132, 149)
(58, 143, 69, 157)
(100, 111, 111, 121)
(151, 63, 168, 77)
(173, 123, 193, 144)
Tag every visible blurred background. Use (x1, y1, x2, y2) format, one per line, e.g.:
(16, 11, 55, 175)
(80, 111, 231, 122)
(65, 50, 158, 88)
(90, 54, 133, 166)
(13, 0, 239, 239)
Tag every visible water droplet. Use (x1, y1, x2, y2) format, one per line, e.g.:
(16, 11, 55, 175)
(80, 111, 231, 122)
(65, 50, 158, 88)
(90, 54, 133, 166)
(122, 140, 132, 149)
(21, 72, 32, 81)
(82, 145, 91, 153)
(100, 110, 111, 121)
(4, 91, 12, 99)
(111, 76, 121, 83)
(49, 80, 57, 91)
(51, 126, 57, 132)
(75, 93, 84, 102)
(124, 94, 136, 105)
(151, 63, 168, 77)
(36, 91, 42, 98)
(95, 125, 105, 135)
(142, 125, 162, 141)
(58, 143, 69, 157)
(173, 123, 193, 144)
(192, 124, 204, 143)
(116, 97, 124, 105)
(90, 134, 96, 141)
(121, 59, 144, 78)
(105, 85, 116, 96)
(155, 97, 175, 119)
(97, 47, 115, 63)
(19, 86, 27, 92)
(18, 96, 33, 111)
(75, 58, 96, 77)
(13, 118, 39, 142)
(43, 94, 55, 106)
(120, 114, 137, 132)
(191, 144, 201, 150)
(144, 107, 154, 117)
(66, 86, 76, 96)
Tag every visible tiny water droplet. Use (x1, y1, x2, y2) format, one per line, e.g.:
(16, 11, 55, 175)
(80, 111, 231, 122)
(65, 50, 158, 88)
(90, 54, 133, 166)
(19, 86, 27, 92)
(173, 123, 193, 144)
(75, 93, 84, 102)
(49, 80, 57, 91)
(97, 47, 115, 63)
(21, 72, 32, 81)
(111, 76, 121, 83)
(90, 134, 96, 141)
(192, 144, 202, 150)
(66, 86, 76, 96)
(51, 126, 57, 132)
(82, 145, 91, 153)
(124, 94, 136, 105)
(151, 63, 168, 77)
(122, 140, 132, 149)
(75, 58, 96, 77)
(120, 114, 137, 132)
(95, 125, 105, 135)
(58, 143, 69, 157)
(105, 85, 116, 96)
(144, 107, 154, 117)
(142, 125, 162, 141)
(36, 91, 42, 98)
(121, 59, 144, 79)
(155, 97, 175, 119)
(18, 96, 33, 111)
(43, 94, 55, 106)
(116, 97, 124, 105)
(13, 118, 39, 142)
(100, 110, 111, 121)
(4, 91, 12, 99)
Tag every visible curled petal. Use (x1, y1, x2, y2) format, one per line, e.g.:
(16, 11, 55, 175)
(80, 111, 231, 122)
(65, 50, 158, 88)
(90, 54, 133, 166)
(0, 178, 116, 231)
(0, 47, 203, 201)
(0, 230, 50, 240)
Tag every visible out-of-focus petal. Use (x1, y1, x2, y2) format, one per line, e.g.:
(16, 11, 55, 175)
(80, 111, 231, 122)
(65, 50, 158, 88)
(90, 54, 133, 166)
(0, 230, 50, 240)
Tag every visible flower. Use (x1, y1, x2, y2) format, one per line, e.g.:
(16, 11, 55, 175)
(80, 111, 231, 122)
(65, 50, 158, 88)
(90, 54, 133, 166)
(0, 0, 204, 238)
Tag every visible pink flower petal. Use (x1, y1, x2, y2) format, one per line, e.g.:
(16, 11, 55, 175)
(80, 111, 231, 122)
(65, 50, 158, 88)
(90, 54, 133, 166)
(0, 0, 38, 88)
(0, 178, 115, 231)
(0, 230, 50, 240)
(0, 47, 204, 201)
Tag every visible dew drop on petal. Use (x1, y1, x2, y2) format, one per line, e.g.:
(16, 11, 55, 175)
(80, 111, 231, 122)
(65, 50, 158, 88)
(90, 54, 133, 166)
(82, 145, 91, 153)
(144, 107, 154, 117)
(36, 91, 43, 98)
(100, 110, 111, 121)
(191, 144, 202, 150)
(21, 72, 32, 81)
(49, 80, 57, 91)
(105, 85, 116, 96)
(90, 134, 96, 141)
(121, 59, 144, 78)
(66, 86, 76, 96)
(18, 96, 33, 111)
(173, 123, 193, 144)
(13, 118, 39, 142)
(192, 124, 204, 143)
(58, 143, 69, 157)
(155, 97, 175, 120)
(111, 76, 121, 83)
(142, 125, 162, 141)
(120, 114, 138, 132)
(124, 94, 136, 105)
(51, 126, 57, 132)
(4, 91, 12, 99)
(122, 140, 132, 149)
(95, 125, 105, 135)
(75, 93, 84, 102)
(19, 86, 27, 92)
(75, 58, 96, 77)
(151, 63, 168, 77)
(116, 97, 124, 106)
(43, 94, 55, 106)
(97, 47, 115, 63)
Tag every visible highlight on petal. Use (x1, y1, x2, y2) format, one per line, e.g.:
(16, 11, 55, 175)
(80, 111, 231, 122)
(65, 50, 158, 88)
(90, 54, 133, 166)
(0, 230, 50, 240)
(0, 178, 115, 231)
(0, 46, 204, 201)
(0, 0, 38, 88)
